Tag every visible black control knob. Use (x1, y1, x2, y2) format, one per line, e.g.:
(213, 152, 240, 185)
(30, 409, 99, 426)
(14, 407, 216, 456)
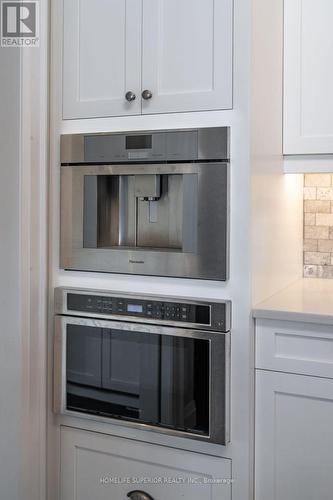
(127, 491, 154, 500)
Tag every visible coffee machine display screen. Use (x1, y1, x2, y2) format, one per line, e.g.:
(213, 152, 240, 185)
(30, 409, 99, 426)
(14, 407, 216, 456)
(126, 135, 152, 150)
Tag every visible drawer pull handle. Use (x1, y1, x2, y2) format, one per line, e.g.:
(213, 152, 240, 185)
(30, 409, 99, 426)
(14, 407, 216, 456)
(127, 491, 155, 500)
(125, 91, 136, 102)
(142, 89, 153, 100)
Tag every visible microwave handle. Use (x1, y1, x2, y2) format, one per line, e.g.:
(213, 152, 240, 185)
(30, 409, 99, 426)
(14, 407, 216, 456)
(53, 317, 66, 415)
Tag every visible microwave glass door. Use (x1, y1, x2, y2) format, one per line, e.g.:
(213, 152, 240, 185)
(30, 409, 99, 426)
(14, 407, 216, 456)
(65, 323, 210, 436)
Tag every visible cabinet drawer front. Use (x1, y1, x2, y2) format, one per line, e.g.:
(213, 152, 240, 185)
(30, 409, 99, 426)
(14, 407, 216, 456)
(60, 427, 232, 500)
(256, 319, 333, 378)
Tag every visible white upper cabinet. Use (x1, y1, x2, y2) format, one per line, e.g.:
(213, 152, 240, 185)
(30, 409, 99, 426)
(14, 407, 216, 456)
(284, 0, 333, 154)
(141, 0, 233, 114)
(63, 0, 142, 119)
(63, 0, 233, 119)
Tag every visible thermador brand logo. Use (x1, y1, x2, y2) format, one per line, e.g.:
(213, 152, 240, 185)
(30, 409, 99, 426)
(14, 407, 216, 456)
(1, 0, 39, 47)
(129, 259, 145, 265)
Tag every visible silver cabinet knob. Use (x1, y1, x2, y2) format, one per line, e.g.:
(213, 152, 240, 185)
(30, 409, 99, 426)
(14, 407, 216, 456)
(125, 91, 136, 102)
(127, 491, 154, 500)
(142, 89, 153, 100)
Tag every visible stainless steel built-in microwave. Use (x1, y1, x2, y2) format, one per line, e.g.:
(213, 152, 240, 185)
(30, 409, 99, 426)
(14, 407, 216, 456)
(60, 128, 229, 280)
(54, 288, 231, 445)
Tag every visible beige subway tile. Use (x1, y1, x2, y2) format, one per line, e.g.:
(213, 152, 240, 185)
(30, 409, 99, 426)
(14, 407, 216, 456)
(305, 174, 331, 187)
(303, 187, 317, 200)
(318, 265, 333, 279)
(304, 265, 319, 278)
(304, 200, 331, 213)
(331, 255, 333, 266)
(304, 239, 318, 252)
(317, 188, 333, 200)
(316, 213, 333, 226)
(318, 240, 333, 252)
(304, 226, 329, 239)
(330, 227, 333, 239)
(304, 213, 316, 226)
(304, 252, 331, 265)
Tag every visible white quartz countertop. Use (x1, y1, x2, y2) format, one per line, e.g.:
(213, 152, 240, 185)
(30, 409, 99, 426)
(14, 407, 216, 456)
(253, 278, 333, 325)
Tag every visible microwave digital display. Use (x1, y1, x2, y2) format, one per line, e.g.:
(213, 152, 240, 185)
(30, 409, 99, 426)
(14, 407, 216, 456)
(127, 304, 143, 313)
(126, 135, 152, 150)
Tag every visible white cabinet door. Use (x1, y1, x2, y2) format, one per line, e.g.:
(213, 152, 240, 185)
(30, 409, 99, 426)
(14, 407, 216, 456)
(60, 427, 232, 500)
(284, 0, 333, 154)
(141, 0, 233, 114)
(63, 0, 142, 119)
(255, 370, 333, 500)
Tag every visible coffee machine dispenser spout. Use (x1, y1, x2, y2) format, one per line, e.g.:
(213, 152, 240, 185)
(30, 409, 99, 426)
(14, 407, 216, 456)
(134, 174, 161, 201)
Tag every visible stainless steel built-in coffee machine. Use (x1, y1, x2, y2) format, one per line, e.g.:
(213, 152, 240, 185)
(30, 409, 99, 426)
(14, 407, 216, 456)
(60, 128, 229, 280)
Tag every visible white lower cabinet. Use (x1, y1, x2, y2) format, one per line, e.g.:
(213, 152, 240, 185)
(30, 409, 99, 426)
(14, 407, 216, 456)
(255, 369, 333, 500)
(60, 427, 232, 500)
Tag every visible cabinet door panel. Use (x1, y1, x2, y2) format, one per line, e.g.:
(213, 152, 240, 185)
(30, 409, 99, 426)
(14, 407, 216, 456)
(142, 0, 233, 114)
(284, 0, 333, 154)
(63, 0, 142, 119)
(60, 427, 232, 500)
(255, 370, 333, 500)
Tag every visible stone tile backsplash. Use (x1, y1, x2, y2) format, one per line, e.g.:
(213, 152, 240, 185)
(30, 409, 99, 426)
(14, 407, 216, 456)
(304, 174, 333, 279)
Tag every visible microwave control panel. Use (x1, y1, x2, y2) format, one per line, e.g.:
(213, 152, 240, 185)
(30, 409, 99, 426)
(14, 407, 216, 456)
(63, 291, 230, 333)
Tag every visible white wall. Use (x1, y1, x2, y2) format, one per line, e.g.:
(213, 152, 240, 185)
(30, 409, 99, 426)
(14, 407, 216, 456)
(0, 5, 48, 500)
(251, 0, 303, 306)
(0, 45, 22, 500)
